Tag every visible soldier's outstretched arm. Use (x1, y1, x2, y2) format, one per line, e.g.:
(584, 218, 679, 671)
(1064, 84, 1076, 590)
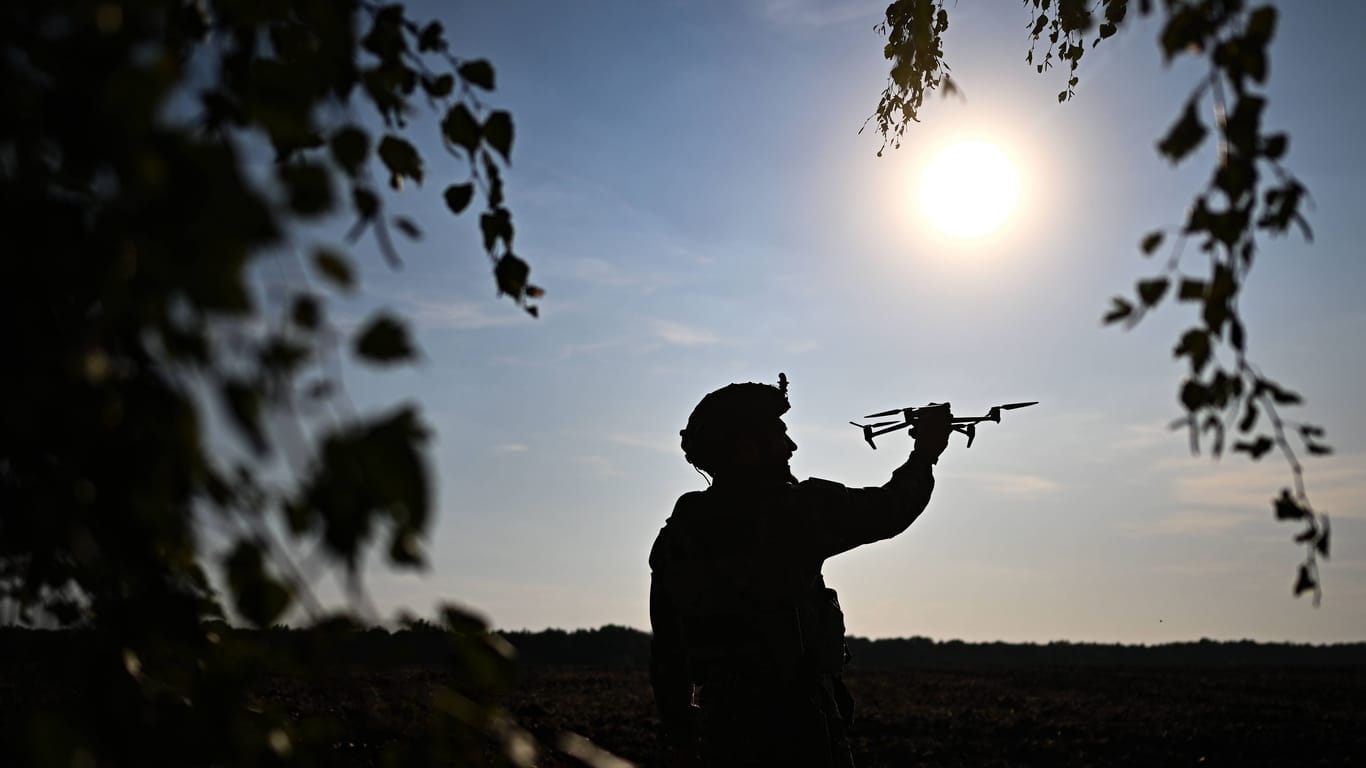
(800, 407, 953, 560)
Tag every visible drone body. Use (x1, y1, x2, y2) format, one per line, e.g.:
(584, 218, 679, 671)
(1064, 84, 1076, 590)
(850, 401, 1038, 449)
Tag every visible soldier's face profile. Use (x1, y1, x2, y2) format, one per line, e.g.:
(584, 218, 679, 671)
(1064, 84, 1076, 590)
(776, 419, 798, 457)
(733, 418, 797, 477)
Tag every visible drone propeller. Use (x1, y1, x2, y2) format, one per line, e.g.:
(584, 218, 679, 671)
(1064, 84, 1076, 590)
(861, 421, 900, 430)
(865, 402, 950, 420)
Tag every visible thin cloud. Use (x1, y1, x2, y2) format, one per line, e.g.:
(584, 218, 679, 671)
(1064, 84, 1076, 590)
(756, 0, 879, 27)
(1149, 559, 1264, 576)
(1146, 510, 1254, 536)
(1067, 416, 1173, 462)
(493, 444, 530, 455)
(654, 320, 719, 347)
(497, 338, 650, 367)
(1113, 421, 1175, 453)
(406, 297, 525, 331)
(515, 172, 699, 293)
(1164, 453, 1366, 520)
(985, 473, 1061, 497)
(554, 338, 632, 362)
(574, 257, 625, 285)
(571, 257, 651, 289)
(1113, 507, 1257, 538)
(608, 433, 678, 454)
(493, 318, 722, 367)
(575, 455, 624, 477)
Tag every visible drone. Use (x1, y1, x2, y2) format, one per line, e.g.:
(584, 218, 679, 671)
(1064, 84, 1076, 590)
(850, 401, 1038, 449)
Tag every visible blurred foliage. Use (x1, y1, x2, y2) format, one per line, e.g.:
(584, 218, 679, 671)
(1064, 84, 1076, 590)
(869, 0, 1331, 601)
(0, 0, 548, 764)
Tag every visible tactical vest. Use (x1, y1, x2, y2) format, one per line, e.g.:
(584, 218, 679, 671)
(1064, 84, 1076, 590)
(658, 487, 850, 686)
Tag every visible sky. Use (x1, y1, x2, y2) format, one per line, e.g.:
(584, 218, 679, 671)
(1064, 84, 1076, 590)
(295, 1, 1366, 643)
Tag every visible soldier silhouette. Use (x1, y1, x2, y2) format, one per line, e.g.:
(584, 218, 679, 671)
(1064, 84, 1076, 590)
(649, 376, 952, 767)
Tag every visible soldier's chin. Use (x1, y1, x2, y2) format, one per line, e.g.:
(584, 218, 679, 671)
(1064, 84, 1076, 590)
(753, 462, 794, 483)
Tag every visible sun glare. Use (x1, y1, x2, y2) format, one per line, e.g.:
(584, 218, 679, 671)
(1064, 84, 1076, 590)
(919, 141, 1020, 239)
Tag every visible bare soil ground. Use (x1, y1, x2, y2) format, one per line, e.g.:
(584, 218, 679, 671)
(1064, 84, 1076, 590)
(506, 665, 1366, 767)
(5, 661, 1362, 766)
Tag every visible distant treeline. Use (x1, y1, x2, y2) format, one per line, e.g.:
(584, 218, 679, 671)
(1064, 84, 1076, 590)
(500, 626, 1366, 668)
(3, 625, 1363, 669)
(841, 635, 1366, 668)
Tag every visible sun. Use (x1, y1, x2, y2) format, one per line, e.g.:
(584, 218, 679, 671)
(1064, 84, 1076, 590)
(919, 141, 1020, 239)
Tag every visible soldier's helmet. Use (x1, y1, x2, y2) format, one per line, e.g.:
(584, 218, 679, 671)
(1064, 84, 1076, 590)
(680, 375, 790, 475)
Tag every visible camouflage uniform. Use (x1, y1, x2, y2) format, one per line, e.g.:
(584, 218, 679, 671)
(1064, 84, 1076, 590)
(649, 455, 936, 767)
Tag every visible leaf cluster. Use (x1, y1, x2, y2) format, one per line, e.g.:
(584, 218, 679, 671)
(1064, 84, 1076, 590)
(1091, 3, 1328, 602)
(0, 0, 542, 764)
(864, 0, 958, 155)
(1023, 0, 1127, 102)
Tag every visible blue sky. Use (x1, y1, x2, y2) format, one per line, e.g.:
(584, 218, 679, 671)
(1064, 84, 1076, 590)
(301, 1, 1366, 642)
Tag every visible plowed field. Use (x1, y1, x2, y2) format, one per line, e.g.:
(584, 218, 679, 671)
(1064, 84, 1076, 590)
(508, 665, 1365, 767)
